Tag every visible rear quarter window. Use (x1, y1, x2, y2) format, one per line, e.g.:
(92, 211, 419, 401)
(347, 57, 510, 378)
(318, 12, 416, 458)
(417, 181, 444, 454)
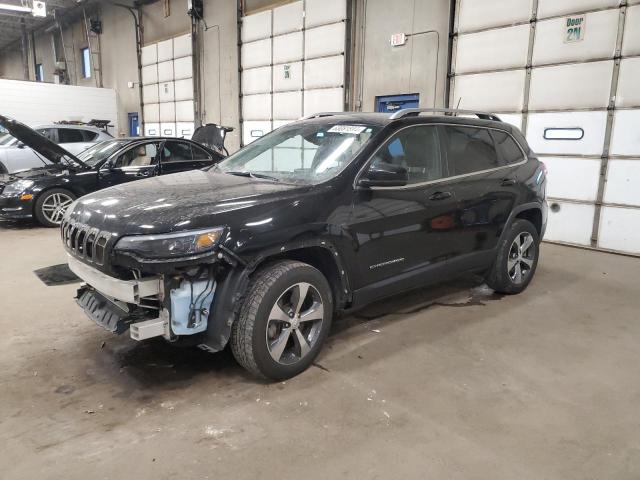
(491, 130, 525, 165)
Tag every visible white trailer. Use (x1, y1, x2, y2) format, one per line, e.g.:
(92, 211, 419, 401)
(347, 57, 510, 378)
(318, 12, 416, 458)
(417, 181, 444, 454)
(0, 79, 118, 133)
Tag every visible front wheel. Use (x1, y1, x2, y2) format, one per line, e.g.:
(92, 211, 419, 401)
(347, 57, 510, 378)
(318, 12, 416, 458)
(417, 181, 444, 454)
(231, 260, 333, 380)
(34, 188, 76, 227)
(486, 219, 540, 294)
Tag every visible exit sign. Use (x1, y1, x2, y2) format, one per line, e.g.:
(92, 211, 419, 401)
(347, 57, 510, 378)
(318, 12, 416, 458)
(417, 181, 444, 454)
(390, 33, 407, 47)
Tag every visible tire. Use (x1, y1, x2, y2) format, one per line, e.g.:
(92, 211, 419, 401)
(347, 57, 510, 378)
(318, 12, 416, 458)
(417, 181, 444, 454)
(230, 260, 333, 380)
(34, 188, 76, 227)
(486, 219, 540, 294)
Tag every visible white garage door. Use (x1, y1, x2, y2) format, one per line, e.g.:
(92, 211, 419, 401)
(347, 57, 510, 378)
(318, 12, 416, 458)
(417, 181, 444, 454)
(240, 0, 347, 146)
(141, 33, 195, 139)
(451, 0, 640, 255)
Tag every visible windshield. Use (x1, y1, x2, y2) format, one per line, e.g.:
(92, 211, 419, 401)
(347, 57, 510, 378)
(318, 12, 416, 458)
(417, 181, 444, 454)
(217, 122, 381, 184)
(78, 139, 129, 167)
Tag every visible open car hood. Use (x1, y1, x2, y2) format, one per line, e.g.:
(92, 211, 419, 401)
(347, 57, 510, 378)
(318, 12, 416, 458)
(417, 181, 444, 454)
(0, 114, 89, 169)
(191, 123, 233, 153)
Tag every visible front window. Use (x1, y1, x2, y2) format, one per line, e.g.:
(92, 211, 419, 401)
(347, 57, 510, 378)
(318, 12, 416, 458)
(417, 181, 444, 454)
(217, 122, 380, 184)
(78, 140, 129, 167)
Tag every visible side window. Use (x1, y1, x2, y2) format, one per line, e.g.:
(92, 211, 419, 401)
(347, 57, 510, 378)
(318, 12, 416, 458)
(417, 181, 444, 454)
(58, 128, 85, 143)
(162, 141, 194, 163)
(82, 130, 99, 142)
(35, 128, 54, 141)
(191, 144, 213, 161)
(113, 143, 158, 168)
(369, 126, 444, 184)
(491, 130, 525, 165)
(442, 126, 500, 176)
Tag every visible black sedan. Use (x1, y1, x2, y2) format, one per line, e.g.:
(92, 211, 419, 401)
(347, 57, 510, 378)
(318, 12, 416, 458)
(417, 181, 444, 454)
(0, 115, 224, 227)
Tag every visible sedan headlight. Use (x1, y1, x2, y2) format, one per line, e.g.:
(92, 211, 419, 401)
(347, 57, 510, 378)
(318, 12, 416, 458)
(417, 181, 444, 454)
(114, 227, 225, 259)
(3, 179, 34, 196)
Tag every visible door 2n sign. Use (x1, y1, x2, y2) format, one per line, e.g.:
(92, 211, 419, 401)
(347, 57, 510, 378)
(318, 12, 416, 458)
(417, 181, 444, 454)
(565, 15, 586, 43)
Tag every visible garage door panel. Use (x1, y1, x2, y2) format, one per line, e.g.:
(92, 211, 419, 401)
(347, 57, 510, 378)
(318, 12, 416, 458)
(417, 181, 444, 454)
(175, 101, 194, 122)
(305, 0, 346, 28)
(529, 61, 613, 110)
(242, 66, 272, 95)
(143, 84, 159, 104)
(305, 23, 345, 59)
(545, 201, 595, 245)
(455, 25, 529, 74)
(532, 10, 618, 65)
(527, 111, 607, 155)
(158, 82, 175, 103)
(303, 88, 344, 116)
(243, 94, 272, 120)
(157, 39, 173, 63)
(176, 122, 194, 138)
(160, 122, 176, 137)
(273, 31, 303, 64)
(174, 78, 193, 101)
(173, 33, 192, 58)
(157, 61, 174, 82)
(498, 114, 523, 130)
(141, 44, 157, 66)
(537, 0, 619, 19)
(598, 206, 640, 253)
(543, 157, 601, 201)
(273, 62, 302, 92)
(144, 123, 160, 136)
(610, 110, 640, 156)
(173, 56, 192, 80)
(273, 120, 293, 130)
(453, 70, 526, 112)
(603, 159, 640, 206)
(622, 5, 640, 56)
(159, 102, 175, 122)
(242, 121, 272, 145)
(458, 0, 532, 33)
(273, 91, 302, 120)
(304, 56, 344, 89)
(274, 1, 303, 35)
(615, 58, 640, 107)
(242, 39, 272, 69)
(242, 10, 271, 43)
(142, 64, 158, 85)
(143, 103, 160, 124)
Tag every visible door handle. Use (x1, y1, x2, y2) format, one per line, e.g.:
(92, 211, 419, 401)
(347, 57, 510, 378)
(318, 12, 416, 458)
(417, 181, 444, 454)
(501, 178, 516, 186)
(428, 191, 452, 201)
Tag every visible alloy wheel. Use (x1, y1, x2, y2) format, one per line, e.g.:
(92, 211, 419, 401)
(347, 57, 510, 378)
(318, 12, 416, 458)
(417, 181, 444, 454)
(41, 192, 74, 225)
(507, 232, 535, 285)
(265, 282, 324, 365)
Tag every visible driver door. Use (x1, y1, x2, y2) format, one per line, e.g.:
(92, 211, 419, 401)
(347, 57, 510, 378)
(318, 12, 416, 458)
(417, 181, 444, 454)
(98, 141, 160, 188)
(348, 125, 460, 295)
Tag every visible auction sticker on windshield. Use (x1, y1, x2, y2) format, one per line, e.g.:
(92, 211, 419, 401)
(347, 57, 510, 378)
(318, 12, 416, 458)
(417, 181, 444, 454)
(328, 125, 367, 134)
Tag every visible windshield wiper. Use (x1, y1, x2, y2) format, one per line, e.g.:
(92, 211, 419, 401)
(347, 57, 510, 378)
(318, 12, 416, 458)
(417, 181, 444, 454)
(225, 171, 280, 181)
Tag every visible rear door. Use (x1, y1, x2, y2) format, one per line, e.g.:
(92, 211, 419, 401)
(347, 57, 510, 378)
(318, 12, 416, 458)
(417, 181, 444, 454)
(159, 140, 207, 175)
(441, 125, 523, 262)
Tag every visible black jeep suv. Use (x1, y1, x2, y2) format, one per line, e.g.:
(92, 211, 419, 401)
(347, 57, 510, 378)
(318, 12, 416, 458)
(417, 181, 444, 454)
(63, 109, 547, 380)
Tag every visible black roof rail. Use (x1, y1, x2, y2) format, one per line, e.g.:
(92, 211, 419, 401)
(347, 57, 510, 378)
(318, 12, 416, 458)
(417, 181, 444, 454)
(389, 108, 502, 122)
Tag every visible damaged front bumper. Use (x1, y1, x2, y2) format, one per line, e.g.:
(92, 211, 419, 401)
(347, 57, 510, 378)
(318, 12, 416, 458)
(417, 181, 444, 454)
(68, 253, 217, 343)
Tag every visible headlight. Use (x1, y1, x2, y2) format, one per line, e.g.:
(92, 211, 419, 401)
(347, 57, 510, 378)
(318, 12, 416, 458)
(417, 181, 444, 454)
(114, 227, 225, 259)
(3, 179, 34, 196)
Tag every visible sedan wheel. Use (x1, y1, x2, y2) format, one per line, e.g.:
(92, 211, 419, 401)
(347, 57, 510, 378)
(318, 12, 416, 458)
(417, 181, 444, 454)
(34, 188, 77, 227)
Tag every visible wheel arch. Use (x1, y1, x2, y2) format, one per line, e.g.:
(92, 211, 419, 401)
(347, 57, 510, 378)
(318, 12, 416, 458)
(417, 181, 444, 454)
(203, 242, 351, 353)
(31, 184, 78, 215)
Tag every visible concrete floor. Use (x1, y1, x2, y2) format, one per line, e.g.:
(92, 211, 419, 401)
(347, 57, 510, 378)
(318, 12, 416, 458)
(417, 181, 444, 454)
(0, 220, 639, 480)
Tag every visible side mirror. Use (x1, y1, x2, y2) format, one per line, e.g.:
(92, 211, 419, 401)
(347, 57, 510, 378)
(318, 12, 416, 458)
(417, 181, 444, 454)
(358, 162, 408, 188)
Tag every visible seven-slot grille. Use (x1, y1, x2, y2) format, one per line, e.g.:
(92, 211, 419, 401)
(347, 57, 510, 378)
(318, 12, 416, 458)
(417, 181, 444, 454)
(61, 220, 111, 266)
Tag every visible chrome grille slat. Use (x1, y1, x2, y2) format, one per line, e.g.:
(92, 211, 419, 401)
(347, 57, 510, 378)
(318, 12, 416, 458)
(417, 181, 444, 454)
(60, 220, 111, 266)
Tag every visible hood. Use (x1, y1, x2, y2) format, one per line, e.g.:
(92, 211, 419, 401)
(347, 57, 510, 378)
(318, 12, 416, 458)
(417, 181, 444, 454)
(0, 115, 88, 169)
(0, 164, 66, 186)
(66, 169, 313, 235)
